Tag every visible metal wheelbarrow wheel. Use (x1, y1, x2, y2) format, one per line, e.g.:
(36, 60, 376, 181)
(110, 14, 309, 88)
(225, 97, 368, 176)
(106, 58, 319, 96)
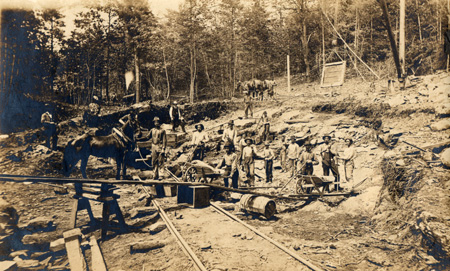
(185, 166, 198, 182)
(296, 176, 312, 194)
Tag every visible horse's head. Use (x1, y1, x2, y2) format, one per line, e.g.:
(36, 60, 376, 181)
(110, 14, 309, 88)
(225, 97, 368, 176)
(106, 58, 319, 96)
(121, 119, 137, 143)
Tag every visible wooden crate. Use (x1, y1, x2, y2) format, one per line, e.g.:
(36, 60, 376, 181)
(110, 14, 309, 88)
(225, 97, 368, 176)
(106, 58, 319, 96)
(163, 185, 177, 197)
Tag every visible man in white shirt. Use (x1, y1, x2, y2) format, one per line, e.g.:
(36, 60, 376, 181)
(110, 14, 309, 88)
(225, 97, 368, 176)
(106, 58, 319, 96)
(222, 120, 237, 146)
(242, 138, 256, 187)
(191, 124, 209, 160)
(286, 136, 301, 177)
(337, 138, 356, 183)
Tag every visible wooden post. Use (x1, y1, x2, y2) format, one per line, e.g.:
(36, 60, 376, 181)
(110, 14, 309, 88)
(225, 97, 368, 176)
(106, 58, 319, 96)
(399, 0, 406, 75)
(287, 55, 291, 92)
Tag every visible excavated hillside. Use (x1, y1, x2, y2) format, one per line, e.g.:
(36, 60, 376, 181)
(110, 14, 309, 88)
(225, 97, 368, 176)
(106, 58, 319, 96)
(0, 73, 449, 270)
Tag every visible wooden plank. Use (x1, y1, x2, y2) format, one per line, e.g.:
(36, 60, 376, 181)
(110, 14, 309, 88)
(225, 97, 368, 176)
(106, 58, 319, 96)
(89, 236, 107, 271)
(63, 228, 87, 271)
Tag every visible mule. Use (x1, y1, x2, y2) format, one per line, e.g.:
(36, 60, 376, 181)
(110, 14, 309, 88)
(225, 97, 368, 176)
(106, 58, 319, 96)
(62, 120, 137, 180)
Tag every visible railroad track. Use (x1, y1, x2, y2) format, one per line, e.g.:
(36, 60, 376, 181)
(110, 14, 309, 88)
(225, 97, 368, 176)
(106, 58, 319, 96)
(134, 171, 325, 271)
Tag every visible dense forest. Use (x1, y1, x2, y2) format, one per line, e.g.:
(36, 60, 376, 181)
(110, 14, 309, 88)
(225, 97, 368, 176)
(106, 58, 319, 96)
(0, 0, 449, 132)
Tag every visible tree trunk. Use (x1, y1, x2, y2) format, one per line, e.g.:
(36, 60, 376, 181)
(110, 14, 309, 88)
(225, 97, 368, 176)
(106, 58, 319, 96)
(189, 45, 195, 103)
(135, 51, 140, 103)
(163, 48, 170, 101)
(377, 0, 402, 79)
(105, 9, 111, 102)
(302, 18, 310, 79)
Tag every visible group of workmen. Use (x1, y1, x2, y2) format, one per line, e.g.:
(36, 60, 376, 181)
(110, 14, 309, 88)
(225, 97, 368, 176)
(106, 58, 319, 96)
(40, 98, 356, 190)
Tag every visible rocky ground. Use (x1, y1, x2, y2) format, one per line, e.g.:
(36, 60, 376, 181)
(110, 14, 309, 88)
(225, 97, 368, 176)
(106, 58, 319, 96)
(0, 72, 449, 270)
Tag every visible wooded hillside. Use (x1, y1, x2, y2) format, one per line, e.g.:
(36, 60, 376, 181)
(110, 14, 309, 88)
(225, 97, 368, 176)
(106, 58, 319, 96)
(1, 0, 448, 128)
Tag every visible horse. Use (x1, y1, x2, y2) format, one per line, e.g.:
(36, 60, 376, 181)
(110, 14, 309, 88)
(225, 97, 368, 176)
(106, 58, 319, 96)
(263, 80, 277, 100)
(62, 119, 137, 180)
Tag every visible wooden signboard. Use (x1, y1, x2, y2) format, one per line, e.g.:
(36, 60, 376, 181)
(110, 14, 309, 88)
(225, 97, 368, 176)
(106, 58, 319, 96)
(321, 61, 346, 87)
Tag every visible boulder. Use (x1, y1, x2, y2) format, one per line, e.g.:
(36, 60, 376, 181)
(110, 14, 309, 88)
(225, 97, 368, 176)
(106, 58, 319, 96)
(49, 238, 65, 252)
(0, 261, 17, 271)
(430, 119, 450, 131)
(149, 222, 167, 234)
(441, 148, 450, 168)
(21, 217, 54, 231)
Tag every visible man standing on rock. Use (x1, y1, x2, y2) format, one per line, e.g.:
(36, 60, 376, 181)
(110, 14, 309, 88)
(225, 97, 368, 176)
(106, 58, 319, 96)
(243, 90, 253, 118)
(241, 138, 256, 187)
(263, 141, 274, 183)
(319, 135, 339, 182)
(41, 110, 58, 150)
(256, 111, 270, 143)
(298, 142, 319, 175)
(191, 124, 209, 161)
(286, 136, 301, 177)
(216, 142, 239, 188)
(145, 117, 167, 180)
(169, 101, 186, 133)
(218, 120, 237, 151)
(337, 138, 356, 185)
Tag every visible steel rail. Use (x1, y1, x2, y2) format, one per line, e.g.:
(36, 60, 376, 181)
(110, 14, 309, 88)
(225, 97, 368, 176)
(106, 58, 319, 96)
(210, 202, 324, 271)
(135, 178, 207, 271)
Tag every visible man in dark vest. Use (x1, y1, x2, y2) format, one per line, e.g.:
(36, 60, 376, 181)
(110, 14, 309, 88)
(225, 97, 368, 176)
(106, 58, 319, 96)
(169, 101, 186, 133)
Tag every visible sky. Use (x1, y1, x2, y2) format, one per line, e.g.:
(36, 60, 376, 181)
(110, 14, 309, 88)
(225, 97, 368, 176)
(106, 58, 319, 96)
(1, 0, 183, 17)
(1, 0, 184, 38)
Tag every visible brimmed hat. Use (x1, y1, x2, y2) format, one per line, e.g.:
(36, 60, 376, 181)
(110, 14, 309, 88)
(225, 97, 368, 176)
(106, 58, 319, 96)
(228, 120, 234, 125)
(290, 135, 296, 141)
(195, 123, 204, 130)
(245, 137, 253, 144)
(153, 116, 160, 122)
(322, 135, 331, 140)
(173, 101, 178, 105)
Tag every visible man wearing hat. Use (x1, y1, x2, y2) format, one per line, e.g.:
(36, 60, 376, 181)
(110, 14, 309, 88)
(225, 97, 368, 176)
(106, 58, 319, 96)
(216, 142, 239, 188)
(286, 136, 301, 177)
(241, 137, 256, 186)
(191, 123, 209, 160)
(263, 141, 274, 183)
(169, 101, 186, 133)
(336, 138, 356, 185)
(256, 111, 270, 142)
(298, 142, 319, 175)
(221, 119, 237, 147)
(243, 90, 253, 119)
(145, 116, 167, 179)
(319, 135, 339, 181)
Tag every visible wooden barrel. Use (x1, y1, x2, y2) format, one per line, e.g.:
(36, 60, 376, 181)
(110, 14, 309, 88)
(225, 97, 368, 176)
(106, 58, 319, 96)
(239, 194, 276, 219)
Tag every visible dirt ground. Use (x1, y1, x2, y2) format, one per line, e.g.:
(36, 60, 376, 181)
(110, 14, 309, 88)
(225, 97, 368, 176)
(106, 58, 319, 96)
(0, 73, 449, 270)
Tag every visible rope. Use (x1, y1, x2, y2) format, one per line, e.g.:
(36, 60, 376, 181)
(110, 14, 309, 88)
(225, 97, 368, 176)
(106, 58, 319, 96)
(323, 11, 381, 79)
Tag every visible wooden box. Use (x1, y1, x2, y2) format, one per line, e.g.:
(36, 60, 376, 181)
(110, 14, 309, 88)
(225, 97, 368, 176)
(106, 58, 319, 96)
(163, 185, 177, 197)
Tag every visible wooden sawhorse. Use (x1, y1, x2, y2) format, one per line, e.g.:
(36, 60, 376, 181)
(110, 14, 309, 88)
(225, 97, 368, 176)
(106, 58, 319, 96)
(70, 183, 127, 240)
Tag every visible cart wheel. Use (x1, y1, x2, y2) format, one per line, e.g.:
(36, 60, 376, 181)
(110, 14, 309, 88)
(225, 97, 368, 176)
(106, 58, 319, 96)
(296, 177, 306, 194)
(185, 166, 198, 182)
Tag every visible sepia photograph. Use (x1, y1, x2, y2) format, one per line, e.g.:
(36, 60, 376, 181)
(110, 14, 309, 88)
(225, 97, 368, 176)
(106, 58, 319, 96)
(0, 0, 449, 270)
